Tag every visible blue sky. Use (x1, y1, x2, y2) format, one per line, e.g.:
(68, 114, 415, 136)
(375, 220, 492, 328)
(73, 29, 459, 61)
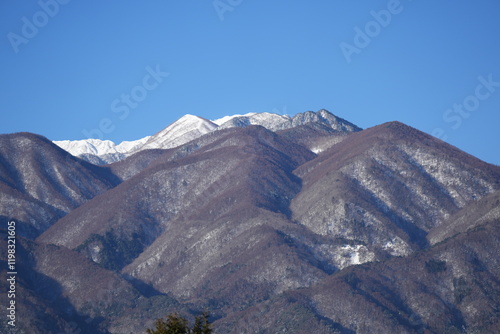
(1, 0, 499, 165)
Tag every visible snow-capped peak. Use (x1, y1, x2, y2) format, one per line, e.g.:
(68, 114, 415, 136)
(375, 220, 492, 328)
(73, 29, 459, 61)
(212, 113, 257, 126)
(140, 114, 218, 150)
(114, 136, 151, 153)
(215, 112, 293, 131)
(54, 109, 360, 165)
(53, 115, 218, 161)
(54, 138, 150, 156)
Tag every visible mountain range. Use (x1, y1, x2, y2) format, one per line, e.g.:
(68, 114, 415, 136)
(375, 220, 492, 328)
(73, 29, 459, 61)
(54, 110, 361, 164)
(0, 109, 499, 333)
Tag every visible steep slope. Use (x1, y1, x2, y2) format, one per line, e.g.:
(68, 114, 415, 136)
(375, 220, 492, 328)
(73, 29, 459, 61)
(291, 109, 361, 132)
(278, 123, 351, 154)
(40, 126, 367, 318)
(291, 122, 500, 261)
(121, 127, 324, 310)
(427, 188, 500, 245)
(0, 231, 188, 334)
(36, 120, 500, 332)
(139, 114, 218, 150)
(38, 126, 315, 270)
(212, 112, 256, 125)
(108, 148, 168, 181)
(220, 219, 499, 333)
(0, 133, 120, 238)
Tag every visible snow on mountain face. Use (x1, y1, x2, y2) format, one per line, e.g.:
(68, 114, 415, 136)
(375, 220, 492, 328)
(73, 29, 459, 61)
(54, 110, 360, 164)
(293, 109, 361, 132)
(215, 109, 361, 133)
(140, 114, 218, 150)
(212, 112, 256, 126)
(216, 112, 293, 131)
(53, 114, 217, 163)
(115, 137, 152, 152)
(54, 136, 151, 157)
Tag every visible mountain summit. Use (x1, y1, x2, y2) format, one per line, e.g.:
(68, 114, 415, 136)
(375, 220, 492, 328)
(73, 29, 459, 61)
(140, 114, 218, 150)
(54, 109, 360, 164)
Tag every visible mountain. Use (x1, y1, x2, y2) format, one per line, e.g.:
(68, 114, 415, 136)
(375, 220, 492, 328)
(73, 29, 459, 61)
(427, 188, 500, 245)
(1, 110, 499, 333)
(291, 122, 500, 258)
(38, 126, 317, 272)
(215, 112, 293, 131)
(0, 132, 120, 238)
(54, 109, 360, 164)
(0, 231, 186, 334)
(54, 137, 151, 165)
(218, 218, 500, 334)
(215, 109, 360, 133)
(52, 113, 219, 165)
(211, 112, 256, 126)
(140, 114, 218, 150)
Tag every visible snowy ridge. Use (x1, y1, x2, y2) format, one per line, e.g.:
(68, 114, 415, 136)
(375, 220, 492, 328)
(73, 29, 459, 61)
(140, 114, 218, 150)
(54, 109, 361, 164)
(215, 112, 293, 131)
(212, 112, 256, 126)
(54, 137, 151, 157)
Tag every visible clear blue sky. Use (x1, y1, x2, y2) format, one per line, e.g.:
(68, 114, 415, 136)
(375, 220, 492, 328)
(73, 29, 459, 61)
(1, 1, 499, 165)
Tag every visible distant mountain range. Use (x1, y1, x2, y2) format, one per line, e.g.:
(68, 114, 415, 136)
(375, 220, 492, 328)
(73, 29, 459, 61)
(54, 109, 361, 164)
(0, 109, 499, 333)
